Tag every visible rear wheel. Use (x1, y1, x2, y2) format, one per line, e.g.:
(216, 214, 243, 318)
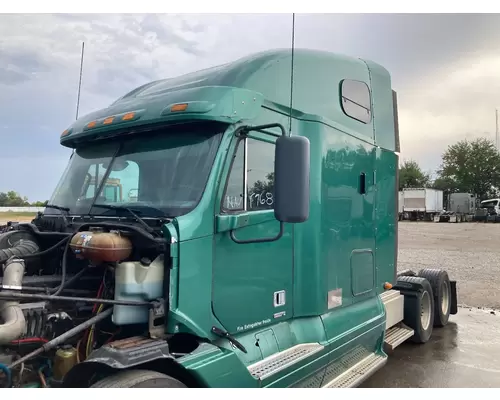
(90, 370, 188, 388)
(397, 276, 435, 343)
(417, 268, 451, 327)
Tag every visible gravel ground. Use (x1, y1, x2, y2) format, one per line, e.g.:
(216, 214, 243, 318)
(398, 221, 500, 310)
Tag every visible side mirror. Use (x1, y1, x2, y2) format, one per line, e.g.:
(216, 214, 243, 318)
(274, 135, 310, 223)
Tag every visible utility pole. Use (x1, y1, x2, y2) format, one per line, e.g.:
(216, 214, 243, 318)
(496, 108, 499, 152)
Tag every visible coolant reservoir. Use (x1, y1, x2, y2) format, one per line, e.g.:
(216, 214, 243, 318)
(70, 230, 132, 262)
(112, 255, 164, 325)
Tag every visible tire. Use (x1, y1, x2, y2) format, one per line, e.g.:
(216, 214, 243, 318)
(396, 276, 434, 344)
(417, 268, 451, 327)
(90, 370, 188, 388)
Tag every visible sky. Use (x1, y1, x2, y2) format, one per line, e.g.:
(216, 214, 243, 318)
(1, 13, 500, 201)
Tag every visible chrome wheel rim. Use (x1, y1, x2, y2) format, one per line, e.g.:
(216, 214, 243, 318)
(421, 290, 432, 330)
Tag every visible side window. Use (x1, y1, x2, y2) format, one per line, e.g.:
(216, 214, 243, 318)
(247, 138, 275, 211)
(222, 137, 275, 212)
(340, 79, 372, 124)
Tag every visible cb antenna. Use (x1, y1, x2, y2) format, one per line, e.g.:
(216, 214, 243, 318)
(288, 13, 296, 135)
(75, 41, 85, 120)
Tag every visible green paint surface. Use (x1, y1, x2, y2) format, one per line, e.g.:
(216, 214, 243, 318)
(61, 48, 398, 387)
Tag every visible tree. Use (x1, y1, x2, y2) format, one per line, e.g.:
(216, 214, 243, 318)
(31, 200, 49, 207)
(398, 160, 430, 191)
(0, 191, 29, 207)
(0, 191, 48, 207)
(437, 137, 500, 200)
(432, 176, 457, 193)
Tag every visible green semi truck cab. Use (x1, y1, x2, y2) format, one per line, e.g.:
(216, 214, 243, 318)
(0, 48, 458, 388)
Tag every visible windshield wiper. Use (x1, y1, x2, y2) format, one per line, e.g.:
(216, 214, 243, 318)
(92, 204, 154, 234)
(44, 204, 70, 213)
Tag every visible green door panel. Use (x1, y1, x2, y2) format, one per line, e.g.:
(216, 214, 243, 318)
(212, 221, 293, 334)
(212, 134, 294, 335)
(350, 249, 375, 296)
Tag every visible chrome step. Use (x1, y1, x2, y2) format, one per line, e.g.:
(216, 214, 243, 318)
(322, 352, 387, 388)
(247, 343, 324, 381)
(384, 324, 414, 351)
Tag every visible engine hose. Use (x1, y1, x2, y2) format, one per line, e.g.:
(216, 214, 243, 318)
(0, 239, 39, 264)
(1, 267, 89, 295)
(21, 236, 69, 261)
(0, 258, 26, 346)
(8, 307, 113, 370)
(49, 238, 70, 296)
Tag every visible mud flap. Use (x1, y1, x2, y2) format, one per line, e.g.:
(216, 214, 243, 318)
(450, 280, 458, 315)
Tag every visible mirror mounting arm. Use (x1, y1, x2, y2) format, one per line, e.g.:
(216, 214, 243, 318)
(229, 221, 284, 245)
(238, 123, 287, 138)
(228, 122, 288, 245)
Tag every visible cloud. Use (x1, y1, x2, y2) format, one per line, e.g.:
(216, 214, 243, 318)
(1, 13, 500, 200)
(398, 53, 500, 173)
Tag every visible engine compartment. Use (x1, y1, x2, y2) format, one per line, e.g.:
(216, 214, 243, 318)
(0, 218, 171, 388)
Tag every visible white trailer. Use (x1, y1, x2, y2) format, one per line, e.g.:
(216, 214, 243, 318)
(398, 191, 404, 220)
(403, 188, 443, 221)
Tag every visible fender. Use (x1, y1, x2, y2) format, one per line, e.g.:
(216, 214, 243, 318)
(393, 278, 425, 298)
(394, 277, 459, 316)
(62, 335, 210, 388)
(62, 336, 173, 387)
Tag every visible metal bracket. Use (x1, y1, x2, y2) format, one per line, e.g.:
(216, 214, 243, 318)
(149, 299, 167, 339)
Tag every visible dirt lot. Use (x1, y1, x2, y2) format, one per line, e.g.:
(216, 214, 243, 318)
(398, 221, 500, 310)
(0, 213, 36, 226)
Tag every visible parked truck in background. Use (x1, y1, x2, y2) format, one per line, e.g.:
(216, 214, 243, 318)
(435, 192, 477, 223)
(478, 198, 500, 222)
(398, 191, 404, 220)
(402, 188, 444, 221)
(0, 48, 458, 388)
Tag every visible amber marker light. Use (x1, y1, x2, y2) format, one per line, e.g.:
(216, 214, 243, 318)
(171, 103, 188, 112)
(122, 112, 135, 121)
(103, 117, 114, 125)
(384, 282, 393, 290)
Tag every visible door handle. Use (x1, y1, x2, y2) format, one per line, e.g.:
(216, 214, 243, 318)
(359, 172, 366, 195)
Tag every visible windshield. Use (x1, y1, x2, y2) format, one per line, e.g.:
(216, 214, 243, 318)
(481, 200, 499, 209)
(46, 122, 225, 218)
